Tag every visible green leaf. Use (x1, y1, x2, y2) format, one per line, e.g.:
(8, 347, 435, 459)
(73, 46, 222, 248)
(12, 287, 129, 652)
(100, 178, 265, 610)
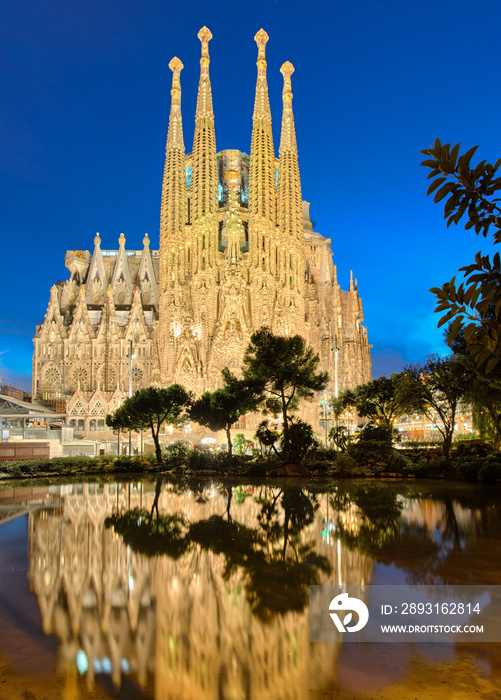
(484, 355, 501, 375)
(450, 143, 460, 168)
(461, 145, 480, 167)
(437, 310, 457, 328)
(426, 177, 447, 195)
(448, 315, 463, 341)
(434, 182, 456, 203)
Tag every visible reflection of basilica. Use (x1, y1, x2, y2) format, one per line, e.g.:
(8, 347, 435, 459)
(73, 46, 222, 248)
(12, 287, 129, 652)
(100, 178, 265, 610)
(27, 483, 373, 698)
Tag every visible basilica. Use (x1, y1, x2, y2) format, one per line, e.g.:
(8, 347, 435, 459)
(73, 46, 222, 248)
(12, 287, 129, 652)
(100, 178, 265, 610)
(32, 28, 371, 439)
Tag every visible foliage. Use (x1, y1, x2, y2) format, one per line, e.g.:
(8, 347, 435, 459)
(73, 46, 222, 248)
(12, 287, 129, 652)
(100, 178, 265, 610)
(189, 368, 259, 457)
(455, 455, 501, 483)
(447, 324, 501, 448)
(328, 424, 351, 451)
(240, 327, 328, 439)
(254, 420, 280, 456)
(421, 140, 501, 238)
(333, 374, 411, 427)
(165, 440, 192, 458)
(399, 354, 474, 458)
(233, 433, 248, 455)
(187, 449, 237, 472)
(280, 417, 317, 462)
(421, 139, 501, 374)
(106, 385, 192, 464)
(356, 423, 400, 444)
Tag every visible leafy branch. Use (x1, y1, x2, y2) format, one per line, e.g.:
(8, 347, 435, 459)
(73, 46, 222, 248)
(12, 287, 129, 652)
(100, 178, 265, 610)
(421, 139, 501, 240)
(422, 139, 501, 374)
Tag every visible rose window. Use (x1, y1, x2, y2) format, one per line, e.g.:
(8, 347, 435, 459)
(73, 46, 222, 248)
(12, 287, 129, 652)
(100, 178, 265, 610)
(44, 366, 60, 385)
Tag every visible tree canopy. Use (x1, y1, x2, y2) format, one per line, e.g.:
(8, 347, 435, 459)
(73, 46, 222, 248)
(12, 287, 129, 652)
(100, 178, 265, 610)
(332, 374, 410, 427)
(399, 354, 474, 457)
(189, 368, 260, 456)
(106, 384, 192, 464)
(447, 324, 501, 448)
(240, 327, 329, 439)
(421, 139, 501, 375)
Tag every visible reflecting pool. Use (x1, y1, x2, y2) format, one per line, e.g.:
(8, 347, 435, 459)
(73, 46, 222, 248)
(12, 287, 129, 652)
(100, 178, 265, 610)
(0, 478, 500, 699)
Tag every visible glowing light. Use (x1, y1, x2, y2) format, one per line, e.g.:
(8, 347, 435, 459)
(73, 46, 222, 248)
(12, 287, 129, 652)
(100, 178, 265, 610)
(76, 650, 88, 675)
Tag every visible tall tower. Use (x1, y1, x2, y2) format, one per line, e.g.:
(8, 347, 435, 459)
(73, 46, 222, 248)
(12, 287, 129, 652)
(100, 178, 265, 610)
(190, 27, 218, 261)
(249, 29, 277, 274)
(158, 57, 187, 383)
(274, 61, 306, 336)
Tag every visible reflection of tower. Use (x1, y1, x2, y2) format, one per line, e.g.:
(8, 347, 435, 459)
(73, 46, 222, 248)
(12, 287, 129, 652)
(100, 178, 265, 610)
(27, 483, 375, 698)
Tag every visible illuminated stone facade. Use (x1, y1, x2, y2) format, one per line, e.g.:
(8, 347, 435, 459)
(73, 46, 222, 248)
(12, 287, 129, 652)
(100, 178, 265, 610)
(32, 28, 371, 434)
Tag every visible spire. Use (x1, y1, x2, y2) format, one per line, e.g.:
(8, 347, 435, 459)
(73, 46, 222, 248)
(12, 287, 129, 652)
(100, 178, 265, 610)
(195, 26, 213, 117)
(191, 26, 218, 222)
(85, 232, 107, 304)
(159, 57, 187, 291)
(277, 61, 303, 245)
(279, 62, 298, 152)
(249, 29, 276, 224)
(166, 57, 184, 150)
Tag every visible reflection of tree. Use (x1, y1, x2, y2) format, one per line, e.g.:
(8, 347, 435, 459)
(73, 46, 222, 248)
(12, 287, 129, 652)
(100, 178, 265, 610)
(105, 508, 189, 559)
(332, 482, 501, 586)
(332, 482, 404, 553)
(106, 483, 331, 622)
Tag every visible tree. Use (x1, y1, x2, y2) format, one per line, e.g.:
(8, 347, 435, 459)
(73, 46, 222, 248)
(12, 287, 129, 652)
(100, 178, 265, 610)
(240, 327, 329, 440)
(189, 368, 260, 457)
(333, 374, 410, 427)
(421, 139, 501, 374)
(280, 417, 317, 460)
(254, 419, 280, 456)
(233, 433, 248, 455)
(106, 384, 192, 464)
(399, 355, 474, 458)
(328, 424, 351, 452)
(447, 324, 501, 447)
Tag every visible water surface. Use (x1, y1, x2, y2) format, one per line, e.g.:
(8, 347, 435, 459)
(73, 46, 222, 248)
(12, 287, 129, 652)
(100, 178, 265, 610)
(0, 478, 500, 699)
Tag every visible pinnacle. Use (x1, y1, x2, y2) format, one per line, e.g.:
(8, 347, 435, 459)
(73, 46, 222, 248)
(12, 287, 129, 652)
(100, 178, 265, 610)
(198, 26, 212, 47)
(254, 29, 269, 53)
(280, 61, 295, 78)
(169, 57, 184, 74)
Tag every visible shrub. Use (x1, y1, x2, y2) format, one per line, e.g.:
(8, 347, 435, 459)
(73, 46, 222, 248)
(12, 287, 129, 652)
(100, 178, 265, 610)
(281, 418, 317, 461)
(332, 453, 357, 476)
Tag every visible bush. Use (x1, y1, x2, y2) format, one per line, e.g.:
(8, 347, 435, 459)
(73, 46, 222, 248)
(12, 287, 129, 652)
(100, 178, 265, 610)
(357, 424, 400, 444)
(451, 440, 494, 458)
(165, 441, 192, 459)
(456, 455, 501, 482)
(281, 418, 317, 461)
(187, 450, 238, 471)
(348, 439, 393, 464)
(332, 452, 357, 476)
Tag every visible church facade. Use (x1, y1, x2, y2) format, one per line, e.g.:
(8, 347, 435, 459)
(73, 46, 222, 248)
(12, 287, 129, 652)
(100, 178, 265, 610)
(32, 28, 371, 438)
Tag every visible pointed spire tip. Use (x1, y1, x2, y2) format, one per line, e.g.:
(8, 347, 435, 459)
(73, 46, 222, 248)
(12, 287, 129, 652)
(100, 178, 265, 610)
(169, 57, 183, 73)
(198, 26, 212, 45)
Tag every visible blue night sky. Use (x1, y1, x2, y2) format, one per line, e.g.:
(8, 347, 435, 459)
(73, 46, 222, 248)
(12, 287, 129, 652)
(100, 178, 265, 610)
(1, 0, 500, 391)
